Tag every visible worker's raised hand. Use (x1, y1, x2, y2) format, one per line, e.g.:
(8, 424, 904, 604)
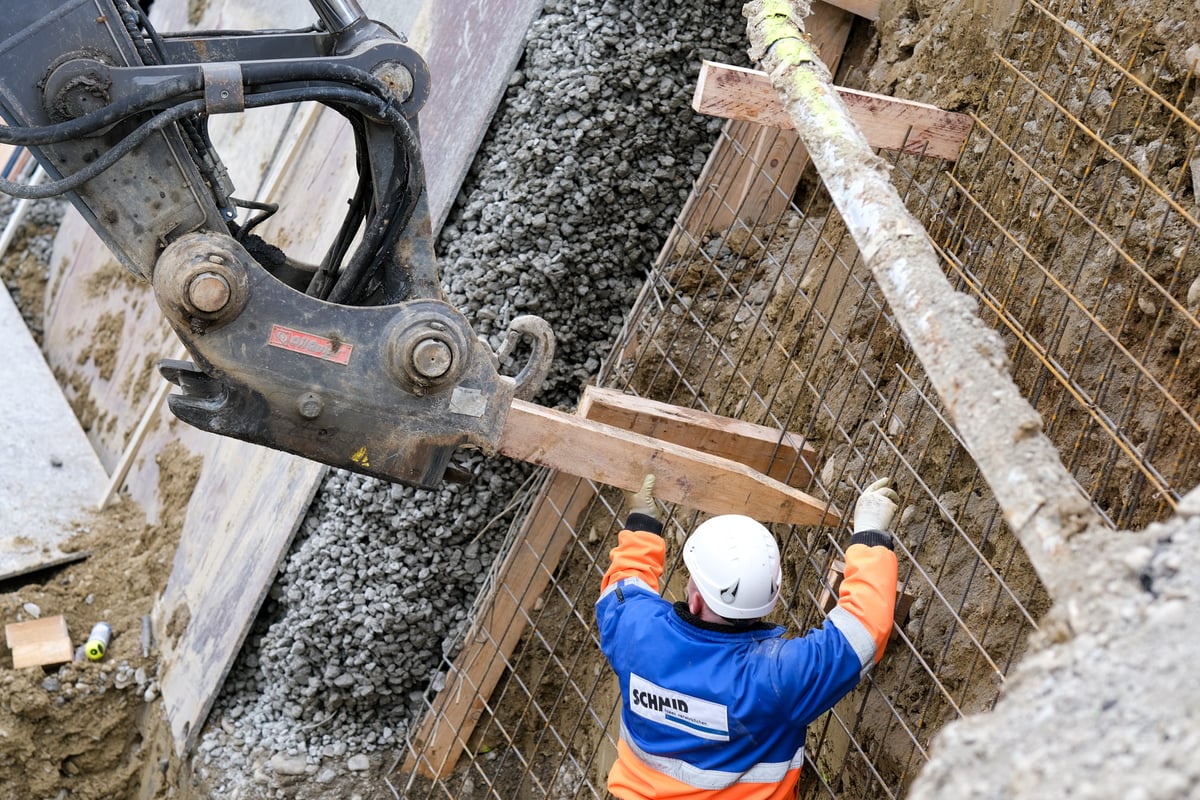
(853, 477, 900, 534)
(625, 474, 660, 520)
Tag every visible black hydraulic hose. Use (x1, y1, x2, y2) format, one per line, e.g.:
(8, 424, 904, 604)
(0, 82, 418, 199)
(308, 119, 373, 299)
(0, 79, 423, 307)
(351, 179, 413, 305)
(235, 84, 425, 304)
(308, 182, 370, 299)
(0, 62, 395, 150)
(230, 197, 279, 240)
(0, 61, 403, 150)
(326, 151, 408, 304)
(239, 60, 396, 97)
(113, 0, 160, 65)
(325, 115, 419, 304)
(0, 76, 202, 147)
(0, 99, 207, 198)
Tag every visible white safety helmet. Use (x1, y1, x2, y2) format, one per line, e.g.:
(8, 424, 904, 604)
(682, 515, 782, 619)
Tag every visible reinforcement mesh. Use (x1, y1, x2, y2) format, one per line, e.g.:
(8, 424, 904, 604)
(396, 1, 1198, 797)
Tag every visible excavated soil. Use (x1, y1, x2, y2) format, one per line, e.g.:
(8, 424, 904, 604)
(0, 443, 200, 800)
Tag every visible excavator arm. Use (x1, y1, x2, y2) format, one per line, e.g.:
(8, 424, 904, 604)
(0, 0, 840, 528)
(0, 0, 554, 487)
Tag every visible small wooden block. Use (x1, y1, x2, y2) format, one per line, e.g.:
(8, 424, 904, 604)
(5, 615, 74, 669)
(817, 560, 914, 642)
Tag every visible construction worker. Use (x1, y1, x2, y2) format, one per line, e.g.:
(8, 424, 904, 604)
(596, 475, 900, 799)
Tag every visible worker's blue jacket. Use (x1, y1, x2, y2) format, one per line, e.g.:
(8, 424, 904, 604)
(596, 513, 897, 800)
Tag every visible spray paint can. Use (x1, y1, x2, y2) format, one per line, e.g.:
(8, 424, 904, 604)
(85, 621, 112, 661)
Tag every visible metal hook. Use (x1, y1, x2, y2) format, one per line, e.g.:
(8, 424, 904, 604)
(497, 315, 556, 401)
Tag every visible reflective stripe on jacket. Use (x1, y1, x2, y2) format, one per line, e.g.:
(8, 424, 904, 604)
(596, 519, 898, 800)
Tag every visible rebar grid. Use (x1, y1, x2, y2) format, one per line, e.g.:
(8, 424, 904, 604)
(397, 0, 1196, 797)
(928, 0, 1200, 529)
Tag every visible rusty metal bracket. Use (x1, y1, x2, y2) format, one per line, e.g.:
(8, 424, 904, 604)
(202, 62, 245, 115)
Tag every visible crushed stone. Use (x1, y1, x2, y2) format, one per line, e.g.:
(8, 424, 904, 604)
(197, 0, 752, 791)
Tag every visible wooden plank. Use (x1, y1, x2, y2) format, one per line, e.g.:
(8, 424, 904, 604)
(410, 0, 548, 233)
(701, 1, 853, 233)
(0, 284, 104, 581)
(576, 387, 818, 488)
(499, 399, 839, 527)
(5, 615, 74, 669)
(693, 62, 973, 162)
(406, 472, 596, 778)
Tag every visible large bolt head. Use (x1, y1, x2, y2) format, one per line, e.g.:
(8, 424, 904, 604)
(373, 63, 414, 103)
(187, 272, 232, 313)
(411, 338, 452, 379)
(153, 233, 250, 332)
(384, 303, 472, 395)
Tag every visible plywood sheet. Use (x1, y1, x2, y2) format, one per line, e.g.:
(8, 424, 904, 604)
(0, 285, 104, 581)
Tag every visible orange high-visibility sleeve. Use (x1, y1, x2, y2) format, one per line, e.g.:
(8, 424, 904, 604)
(600, 530, 666, 595)
(838, 542, 899, 661)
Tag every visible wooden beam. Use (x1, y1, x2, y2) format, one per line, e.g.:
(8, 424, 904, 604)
(406, 472, 597, 779)
(576, 387, 817, 489)
(693, 61, 972, 162)
(698, 1, 853, 233)
(5, 615, 74, 669)
(498, 400, 839, 527)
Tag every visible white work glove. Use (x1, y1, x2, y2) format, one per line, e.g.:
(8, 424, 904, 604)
(853, 477, 900, 534)
(624, 474, 660, 521)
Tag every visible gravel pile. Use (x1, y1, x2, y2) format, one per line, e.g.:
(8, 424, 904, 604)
(199, 0, 751, 791)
